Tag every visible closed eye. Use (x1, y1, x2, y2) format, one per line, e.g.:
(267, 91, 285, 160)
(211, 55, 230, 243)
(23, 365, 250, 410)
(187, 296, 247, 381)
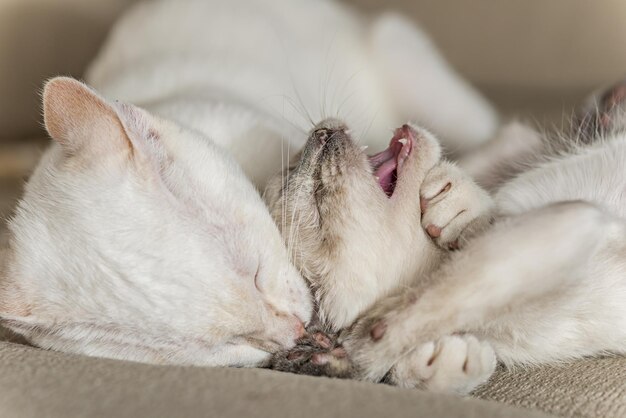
(254, 265, 262, 292)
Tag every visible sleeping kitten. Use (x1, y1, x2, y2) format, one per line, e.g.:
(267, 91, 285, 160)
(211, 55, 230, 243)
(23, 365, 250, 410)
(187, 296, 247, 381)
(0, 77, 312, 366)
(264, 82, 626, 393)
(0, 0, 495, 367)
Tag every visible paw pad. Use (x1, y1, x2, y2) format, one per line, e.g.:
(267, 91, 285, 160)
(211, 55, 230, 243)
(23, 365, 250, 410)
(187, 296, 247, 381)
(370, 321, 387, 341)
(426, 224, 442, 238)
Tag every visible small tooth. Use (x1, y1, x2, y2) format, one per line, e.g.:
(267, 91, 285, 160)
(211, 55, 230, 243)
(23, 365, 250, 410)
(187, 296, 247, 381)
(375, 176, 380, 180)
(361, 146, 369, 151)
(398, 138, 408, 145)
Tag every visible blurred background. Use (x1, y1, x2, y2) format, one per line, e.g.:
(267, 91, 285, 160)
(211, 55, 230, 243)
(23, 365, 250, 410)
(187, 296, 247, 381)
(2, 0, 626, 241)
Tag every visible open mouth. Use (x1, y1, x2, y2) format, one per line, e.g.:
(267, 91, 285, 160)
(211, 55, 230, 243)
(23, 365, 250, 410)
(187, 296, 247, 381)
(367, 124, 415, 197)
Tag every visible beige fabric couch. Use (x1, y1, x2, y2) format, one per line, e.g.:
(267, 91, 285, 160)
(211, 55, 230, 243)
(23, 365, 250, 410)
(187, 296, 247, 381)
(0, 1, 625, 417)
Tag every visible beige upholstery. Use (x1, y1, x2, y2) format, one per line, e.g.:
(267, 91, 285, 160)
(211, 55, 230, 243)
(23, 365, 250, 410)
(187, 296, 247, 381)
(0, 341, 554, 418)
(353, 0, 626, 91)
(0, 335, 623, 418)
(0, 0, 134, 140)
(476, 360, 626, 417)
(0, 1, 625, 417)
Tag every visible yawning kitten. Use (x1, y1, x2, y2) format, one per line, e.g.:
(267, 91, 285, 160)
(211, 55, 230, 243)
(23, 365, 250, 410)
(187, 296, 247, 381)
(264, 120, 493, 331)
(265, 83, 626, 394)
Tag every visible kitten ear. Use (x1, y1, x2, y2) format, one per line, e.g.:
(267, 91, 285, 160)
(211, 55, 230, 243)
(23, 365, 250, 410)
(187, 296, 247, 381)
(42, 77, 134, 155)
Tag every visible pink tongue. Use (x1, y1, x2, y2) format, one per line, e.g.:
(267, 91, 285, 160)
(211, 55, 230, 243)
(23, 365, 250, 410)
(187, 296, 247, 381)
(369, 140, 404, 196)
(375, 158, 396, 195)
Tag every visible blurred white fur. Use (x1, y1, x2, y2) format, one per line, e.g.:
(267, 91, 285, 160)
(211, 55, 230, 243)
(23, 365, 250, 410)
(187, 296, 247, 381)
(87, 0, 497, 187)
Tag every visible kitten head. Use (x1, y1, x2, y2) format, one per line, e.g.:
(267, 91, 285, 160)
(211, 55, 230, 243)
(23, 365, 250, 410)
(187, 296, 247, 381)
(264, 118, 443, 330)
(0, 77, 312, 366)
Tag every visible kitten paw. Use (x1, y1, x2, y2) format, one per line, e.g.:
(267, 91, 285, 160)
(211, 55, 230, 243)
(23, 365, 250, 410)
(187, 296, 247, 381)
(338, 292, 496, 388)
(266, 330, 354, 378)
(388, 334, 496, 395)
(338, 291, 419, 382)
(420, 162, 493, 250)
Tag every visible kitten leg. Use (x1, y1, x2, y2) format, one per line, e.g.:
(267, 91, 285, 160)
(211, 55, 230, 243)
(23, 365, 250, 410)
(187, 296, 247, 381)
(369, 13, 498, 153)
(340, 201, 617, 382)
(420, 162, 494, 250)
(387, 334, 496, 395)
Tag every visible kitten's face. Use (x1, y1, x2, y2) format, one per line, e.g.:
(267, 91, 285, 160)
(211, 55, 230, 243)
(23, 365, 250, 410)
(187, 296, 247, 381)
(0, 78, 312, 367)
(264, 118, 443, 330)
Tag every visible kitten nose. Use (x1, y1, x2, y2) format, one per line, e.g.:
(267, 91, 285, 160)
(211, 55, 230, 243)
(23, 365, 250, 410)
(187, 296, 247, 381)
(312, 118, 349, 144)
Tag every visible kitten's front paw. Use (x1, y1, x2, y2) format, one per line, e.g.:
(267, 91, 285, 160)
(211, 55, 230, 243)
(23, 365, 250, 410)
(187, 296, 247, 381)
(267, 331, 354, 378)
(388, 334, 496, 395)
(420, 162, 493, 250)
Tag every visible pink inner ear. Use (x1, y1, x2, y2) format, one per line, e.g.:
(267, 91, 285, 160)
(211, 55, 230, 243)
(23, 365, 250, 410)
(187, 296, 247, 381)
(42, 77, 131, 154)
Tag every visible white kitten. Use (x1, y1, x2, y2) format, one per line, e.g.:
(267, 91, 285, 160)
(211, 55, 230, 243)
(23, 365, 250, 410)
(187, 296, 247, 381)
(0, 77, 311, 367)
(0, 0, 496, 367)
